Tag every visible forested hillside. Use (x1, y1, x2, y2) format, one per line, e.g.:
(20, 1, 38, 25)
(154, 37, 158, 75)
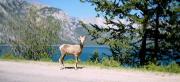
(0, 0, 94, 60)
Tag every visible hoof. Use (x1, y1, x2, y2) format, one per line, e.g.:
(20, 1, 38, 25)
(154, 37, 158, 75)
(60, 67, 65, 70)
(60, 66, 65, 70)
(74, 67, 78, 70)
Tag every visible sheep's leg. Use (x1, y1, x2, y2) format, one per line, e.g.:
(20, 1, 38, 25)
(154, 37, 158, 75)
(59, 53, 65, 70)
(75, 56, 78, 70)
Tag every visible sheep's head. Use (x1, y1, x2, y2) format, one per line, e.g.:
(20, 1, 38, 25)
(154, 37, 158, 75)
(79, 36, 86, 44)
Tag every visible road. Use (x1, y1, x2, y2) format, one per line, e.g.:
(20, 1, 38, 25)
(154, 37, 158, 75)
(0, 60, 180, 82)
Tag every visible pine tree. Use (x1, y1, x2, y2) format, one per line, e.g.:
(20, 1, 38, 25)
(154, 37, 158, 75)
(81, 0, 179, 66)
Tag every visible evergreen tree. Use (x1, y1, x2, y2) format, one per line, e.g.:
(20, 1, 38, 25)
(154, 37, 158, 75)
(81, 0, 179, 66)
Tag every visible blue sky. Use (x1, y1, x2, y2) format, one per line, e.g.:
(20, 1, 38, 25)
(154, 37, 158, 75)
(33, 0, 97, 18)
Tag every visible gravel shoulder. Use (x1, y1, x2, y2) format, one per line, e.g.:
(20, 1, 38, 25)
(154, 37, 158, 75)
(0, 60, 180, 82)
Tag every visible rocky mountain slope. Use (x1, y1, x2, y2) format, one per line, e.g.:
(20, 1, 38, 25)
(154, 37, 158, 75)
(0, 0, 101, 45)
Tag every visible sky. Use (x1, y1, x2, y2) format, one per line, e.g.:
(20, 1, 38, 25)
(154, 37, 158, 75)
(33, 0, 97, 18)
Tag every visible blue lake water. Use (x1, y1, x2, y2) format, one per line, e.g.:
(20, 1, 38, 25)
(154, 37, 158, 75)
(0, 45, 11, 55)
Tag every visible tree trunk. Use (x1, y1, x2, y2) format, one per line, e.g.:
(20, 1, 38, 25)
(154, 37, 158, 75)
(139, 31, 147, 65)
(153, 4, 160, 64)
(153, 25, 158, 64)
(139, 14, 149, 65)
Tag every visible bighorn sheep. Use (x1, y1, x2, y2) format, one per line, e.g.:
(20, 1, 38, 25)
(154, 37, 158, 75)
(59, 36, 86, 69)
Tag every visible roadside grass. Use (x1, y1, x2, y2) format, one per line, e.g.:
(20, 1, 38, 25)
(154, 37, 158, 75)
(64, 58, 180, 74)
(143, 62, 180, 73)
(0, 53, 51, 62)
(64, 57, 119, 68)
(0, 54, 180, 74)
(0, 53, 24, 61)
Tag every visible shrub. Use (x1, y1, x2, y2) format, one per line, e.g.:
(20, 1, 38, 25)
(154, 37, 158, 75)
(145, 63, 165, 72)
(89, 49, 101, 64)
(144, 62, 180, 73)
(166, 62, 180, 73)
(101, 57, 120, 67)
(39, 52, 52, 61)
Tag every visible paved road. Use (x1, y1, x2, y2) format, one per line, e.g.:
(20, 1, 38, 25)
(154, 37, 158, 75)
(0, 60, 180, 82)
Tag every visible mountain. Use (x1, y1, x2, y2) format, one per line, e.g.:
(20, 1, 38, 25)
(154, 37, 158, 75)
(0, 0, 99, 45)
(0, 0, 29, 43)
(37, 6, 98, 44)
(0, 0, 140, 46)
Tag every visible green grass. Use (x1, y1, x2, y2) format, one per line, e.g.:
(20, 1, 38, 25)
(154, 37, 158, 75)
(0, 53, 51, 62)
(0, 53, 24, 60)
(144, 62, 180, 73)
(85, 57, 119, 68)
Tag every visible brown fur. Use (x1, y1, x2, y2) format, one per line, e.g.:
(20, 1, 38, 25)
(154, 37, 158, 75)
(59, 36, 86, 69)
(61, 44, 82, 56)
